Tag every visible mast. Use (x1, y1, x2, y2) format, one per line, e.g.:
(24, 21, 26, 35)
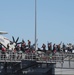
(35, 0, 37, 50)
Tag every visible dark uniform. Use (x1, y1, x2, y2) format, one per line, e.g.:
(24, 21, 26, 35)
(42, 43, 46, 52)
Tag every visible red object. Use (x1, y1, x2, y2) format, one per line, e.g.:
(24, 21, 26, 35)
(2, 48, 6, 52)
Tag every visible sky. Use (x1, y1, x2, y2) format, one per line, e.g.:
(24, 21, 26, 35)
(0, 0, 74, 48)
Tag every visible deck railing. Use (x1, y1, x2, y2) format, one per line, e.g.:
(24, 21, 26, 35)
(0, 52, 74, 62)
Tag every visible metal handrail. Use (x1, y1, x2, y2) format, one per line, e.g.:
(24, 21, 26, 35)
(0, 52, 74, 63)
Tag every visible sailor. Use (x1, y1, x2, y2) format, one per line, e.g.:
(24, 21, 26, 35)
(53, 43, 56, 53)
(28, 40, 31, 49)
(42, 43, 46, 52)
(21, 41, 26, 52)
(48, 42, 52, 51)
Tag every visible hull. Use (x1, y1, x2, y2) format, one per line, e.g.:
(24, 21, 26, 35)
(0, 60, 55, 75)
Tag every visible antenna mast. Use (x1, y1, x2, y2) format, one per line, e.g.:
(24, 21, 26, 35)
(35, 0, 37, 50)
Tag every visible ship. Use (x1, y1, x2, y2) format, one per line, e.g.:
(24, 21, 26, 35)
(0, 31, 74, 75)
(0, 52, 56, 75)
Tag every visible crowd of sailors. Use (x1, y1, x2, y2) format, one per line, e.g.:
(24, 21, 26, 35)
(41, 42, 74, 53)
(0, 40, 74, 55)
(0, 40, 73, 61)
